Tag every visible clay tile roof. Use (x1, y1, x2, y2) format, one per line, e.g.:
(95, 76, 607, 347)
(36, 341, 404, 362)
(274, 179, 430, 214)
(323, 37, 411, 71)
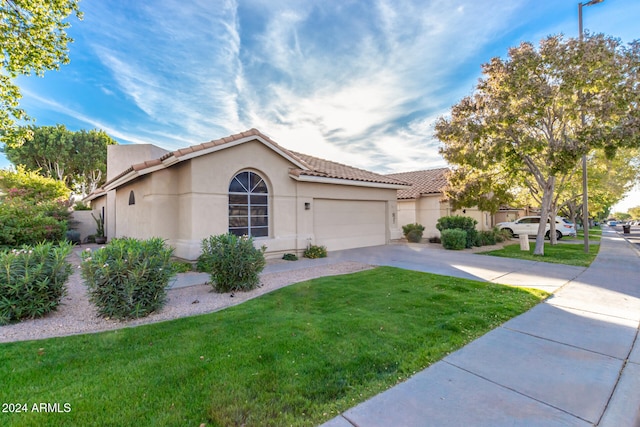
(104, 128, 408, 189)
(290, 151, 409, 186)
(386, 167, 450, 199)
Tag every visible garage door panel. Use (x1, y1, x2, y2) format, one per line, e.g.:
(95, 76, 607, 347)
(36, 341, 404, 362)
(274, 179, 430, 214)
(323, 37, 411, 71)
(314, 200, 386, 251)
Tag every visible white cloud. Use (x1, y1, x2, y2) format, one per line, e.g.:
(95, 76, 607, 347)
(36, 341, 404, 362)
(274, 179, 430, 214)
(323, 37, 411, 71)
(20, 0, 623, 176)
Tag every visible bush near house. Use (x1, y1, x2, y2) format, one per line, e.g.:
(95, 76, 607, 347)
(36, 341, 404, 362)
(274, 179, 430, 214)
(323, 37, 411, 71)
(436, 215, 478, 248)
(304, 244, 328, 259)
(199, 233, 266, 293)
(282, 253, 299, 261)
(441, 229, 468, 250)
(0, 241, 73, 325)
(402, 223, 425, 243)
(476, 227, 509, 246)
(81, 237, 175, 320)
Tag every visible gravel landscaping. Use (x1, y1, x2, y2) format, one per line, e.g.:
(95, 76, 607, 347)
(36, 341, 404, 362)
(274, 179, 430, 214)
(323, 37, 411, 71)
(0, 247, 372, 343)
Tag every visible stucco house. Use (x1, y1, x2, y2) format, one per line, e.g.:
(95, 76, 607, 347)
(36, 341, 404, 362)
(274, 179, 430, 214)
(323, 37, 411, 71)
(386, 168, 493, 238)
(86, 129, 409, 260)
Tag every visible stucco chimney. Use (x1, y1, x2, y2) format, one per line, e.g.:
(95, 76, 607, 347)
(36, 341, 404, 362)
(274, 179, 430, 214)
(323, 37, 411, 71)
(107, 144, 170, 181)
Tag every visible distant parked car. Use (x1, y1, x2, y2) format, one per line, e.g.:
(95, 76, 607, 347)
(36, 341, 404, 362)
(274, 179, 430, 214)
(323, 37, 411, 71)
(607, 220, 618, 226)
(497, 216, 577, 240)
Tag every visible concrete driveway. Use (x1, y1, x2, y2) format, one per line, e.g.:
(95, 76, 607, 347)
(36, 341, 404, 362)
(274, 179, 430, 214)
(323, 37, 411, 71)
(330, 242, 586, 293)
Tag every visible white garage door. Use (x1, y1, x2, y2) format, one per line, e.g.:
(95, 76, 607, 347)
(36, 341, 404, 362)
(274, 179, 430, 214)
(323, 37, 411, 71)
(313, 199, 387, 251)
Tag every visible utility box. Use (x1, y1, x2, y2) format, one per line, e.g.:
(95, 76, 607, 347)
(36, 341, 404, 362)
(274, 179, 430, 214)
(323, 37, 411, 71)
(519, 234, 529, 251)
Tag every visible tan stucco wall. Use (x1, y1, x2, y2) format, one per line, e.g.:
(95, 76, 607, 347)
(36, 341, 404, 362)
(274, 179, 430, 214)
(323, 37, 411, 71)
(104, 140, 401, 260)
(397, 194, 492, 238)
(107, 144, 169, 181)
(406, 195, 447, 238)
(70, 210, 97, 243)
(89, 195, 108, 238)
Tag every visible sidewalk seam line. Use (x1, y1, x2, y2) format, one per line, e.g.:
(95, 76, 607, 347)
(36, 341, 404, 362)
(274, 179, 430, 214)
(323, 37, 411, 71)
(443, 360, 594, 424)
(595, 324, 640, 426)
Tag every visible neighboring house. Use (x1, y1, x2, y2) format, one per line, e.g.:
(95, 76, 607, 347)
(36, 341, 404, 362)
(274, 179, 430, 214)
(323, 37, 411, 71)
(86, 129, 409, 260)
(385, 168, 493, 239)
(493, 205, 537, 225)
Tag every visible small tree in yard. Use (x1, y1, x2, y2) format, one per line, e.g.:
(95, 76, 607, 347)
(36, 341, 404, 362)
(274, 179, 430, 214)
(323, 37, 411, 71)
(436, 34, 640, 255)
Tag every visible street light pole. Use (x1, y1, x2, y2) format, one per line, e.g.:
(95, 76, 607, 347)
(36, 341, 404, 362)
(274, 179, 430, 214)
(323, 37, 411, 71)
(578, 0, 604, 254)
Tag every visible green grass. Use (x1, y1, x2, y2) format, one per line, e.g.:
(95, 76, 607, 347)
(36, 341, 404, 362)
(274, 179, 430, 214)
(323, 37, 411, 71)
(0, 267, 547, 427)
(575, 227, 602, 241)
(480, 242, 599, 267)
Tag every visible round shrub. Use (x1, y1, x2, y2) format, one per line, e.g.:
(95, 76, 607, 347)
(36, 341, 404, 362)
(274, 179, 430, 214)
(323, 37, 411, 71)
(81, 237, 175, 320)
(476, 230, 496, 246)
(282, 253, 298, 261)
(0, 242, 73, 325)
(200, 233, 266, 293)
(441, 229, 467, 250)
(406, 229, 423, 243)
(436, 215, 478, 248)
(402, 223, 425, 243)
(303, 244, 327, 259)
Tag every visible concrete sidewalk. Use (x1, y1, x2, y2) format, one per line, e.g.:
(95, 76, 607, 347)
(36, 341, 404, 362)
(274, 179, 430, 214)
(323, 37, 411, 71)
(322, 229, 640, 426)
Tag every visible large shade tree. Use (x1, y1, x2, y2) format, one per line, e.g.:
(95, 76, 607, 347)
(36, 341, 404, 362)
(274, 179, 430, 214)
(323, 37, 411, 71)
(557, 148, 640, 224)
(2, 125, 118, 196)
(0, 0, 81, 141)
(436, 34, 640, 255)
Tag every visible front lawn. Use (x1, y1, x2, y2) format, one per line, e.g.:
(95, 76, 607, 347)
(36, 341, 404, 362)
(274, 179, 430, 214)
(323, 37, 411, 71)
(576, 227, 603, 241)
(480, 242, 599, 267)
(0, 267, 547, 427)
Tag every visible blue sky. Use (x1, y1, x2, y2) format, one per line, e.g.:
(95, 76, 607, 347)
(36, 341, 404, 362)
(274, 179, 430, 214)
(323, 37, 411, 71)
(3, 0, 640, 210)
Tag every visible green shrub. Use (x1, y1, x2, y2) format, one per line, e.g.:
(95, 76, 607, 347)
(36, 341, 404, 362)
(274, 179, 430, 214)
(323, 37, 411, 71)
(73, 201, 92, 211)
(171, 260, 193, 273)
(81, 237, 175, 320)
(0, 200, 68, 247)
(303, 244, 327, 259)
(0, 242, 73, 325)
(402, 223, 425, 243)
(436, 215, 478, 248)
(476, 227, 508, 246)
(476, 230, 496, 246)
(0, 166, 70, 202)
(441, 229, 467, 250)
(0, 167, 70, 247)
(282, 253, 298, 261)
(199, 233, 266, 293)
(196, 254, 212, 273)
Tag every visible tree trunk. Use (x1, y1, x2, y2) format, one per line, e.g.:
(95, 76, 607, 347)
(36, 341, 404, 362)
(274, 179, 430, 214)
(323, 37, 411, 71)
(533, 176, 556, 255)
(549, 204, 558, 245)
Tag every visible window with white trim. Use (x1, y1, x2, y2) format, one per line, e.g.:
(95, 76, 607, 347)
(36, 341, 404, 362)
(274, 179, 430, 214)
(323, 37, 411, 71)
(228, 171, 268, 237)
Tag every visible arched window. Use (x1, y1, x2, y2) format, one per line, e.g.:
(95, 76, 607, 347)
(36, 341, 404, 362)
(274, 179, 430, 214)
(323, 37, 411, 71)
(128, 191, 136, 205)
(229, 171, 268, 237)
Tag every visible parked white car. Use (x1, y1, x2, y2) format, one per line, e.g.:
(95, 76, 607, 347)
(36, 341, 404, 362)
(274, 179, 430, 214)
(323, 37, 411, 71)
(497, 216, 577, 240)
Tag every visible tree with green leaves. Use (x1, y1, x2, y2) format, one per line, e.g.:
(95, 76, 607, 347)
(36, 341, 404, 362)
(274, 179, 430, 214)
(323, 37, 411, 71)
(557, 148, 640, 225)
(2, 125, 118, 195)
(0, 0, 81, 141)
(628, 206, 640, 219)
(436, 34, 640, 255)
